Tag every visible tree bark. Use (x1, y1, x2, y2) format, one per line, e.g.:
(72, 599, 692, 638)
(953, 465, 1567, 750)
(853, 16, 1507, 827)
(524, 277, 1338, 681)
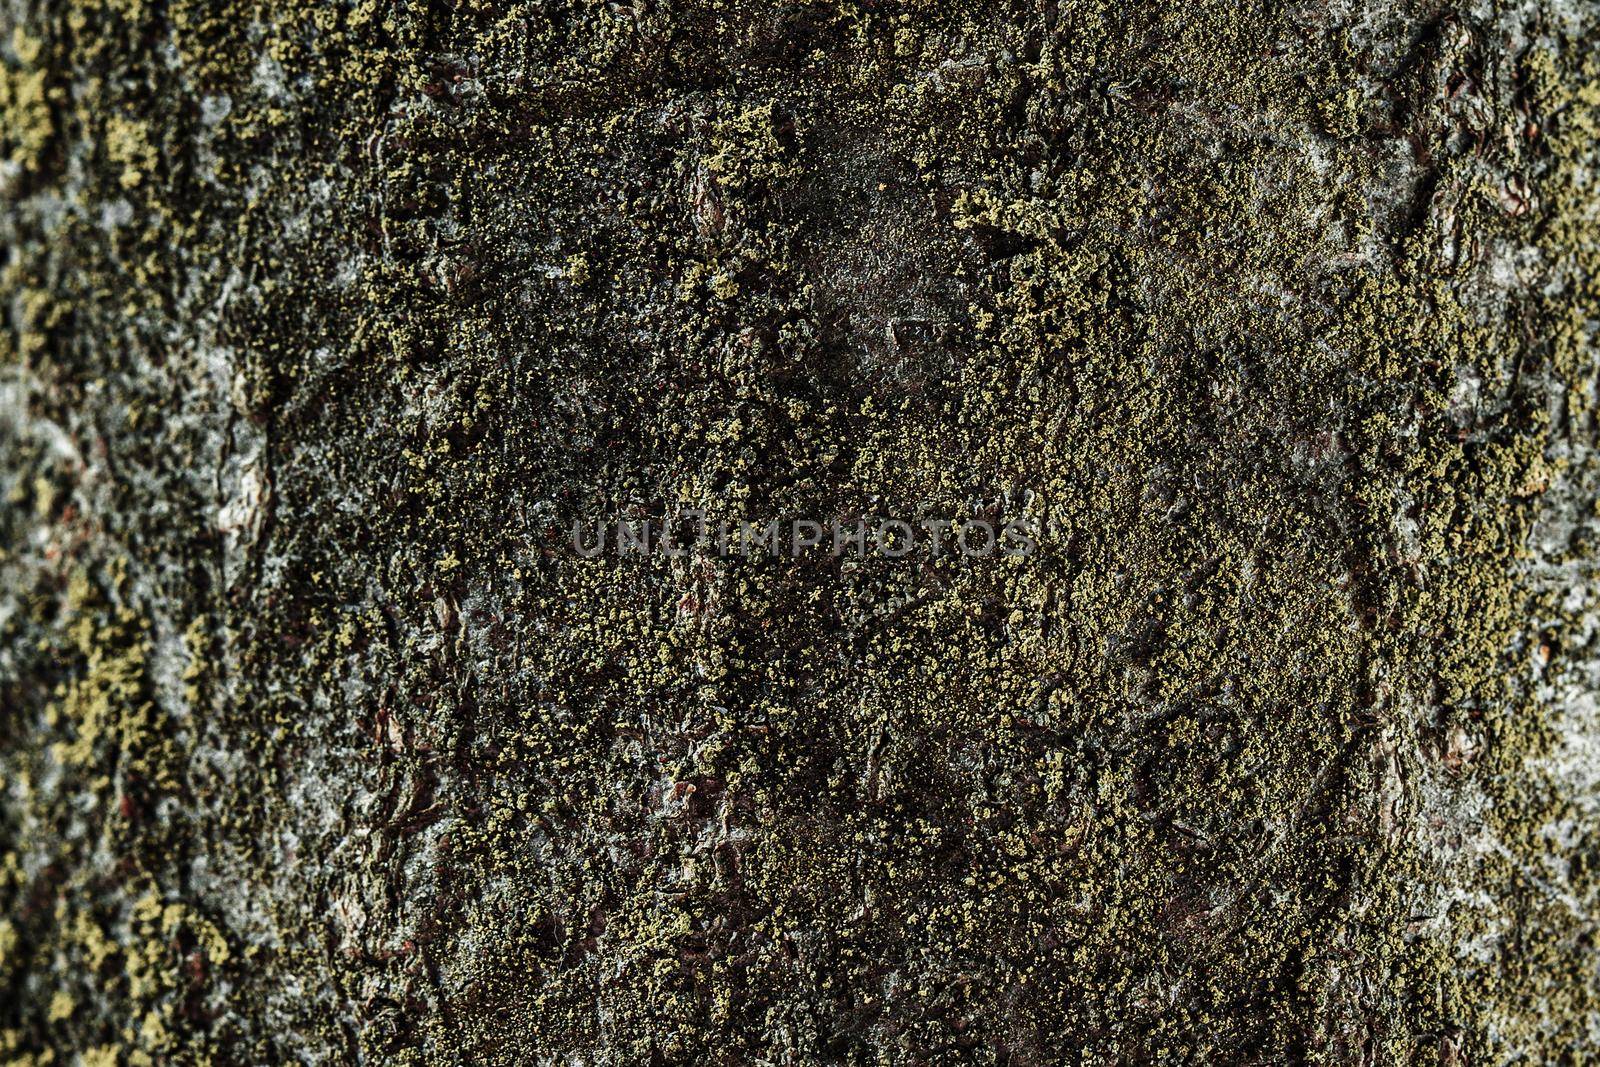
(2, 0, 1599, 1063)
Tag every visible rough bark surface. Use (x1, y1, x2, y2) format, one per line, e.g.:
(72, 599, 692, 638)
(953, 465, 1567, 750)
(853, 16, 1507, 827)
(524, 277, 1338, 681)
(2, 0, 1599, 1063)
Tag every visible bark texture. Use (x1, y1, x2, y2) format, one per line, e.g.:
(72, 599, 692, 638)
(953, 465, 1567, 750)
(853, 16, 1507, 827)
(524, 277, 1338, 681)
(2, 0, 1599, 1063)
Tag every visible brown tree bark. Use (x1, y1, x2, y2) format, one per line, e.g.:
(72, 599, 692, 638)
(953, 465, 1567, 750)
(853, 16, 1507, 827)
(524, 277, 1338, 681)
(2, 0, 1599, 1063)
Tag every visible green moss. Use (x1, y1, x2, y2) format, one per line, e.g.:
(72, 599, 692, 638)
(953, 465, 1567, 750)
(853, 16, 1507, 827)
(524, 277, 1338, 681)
(1, 0, 1598, 1061)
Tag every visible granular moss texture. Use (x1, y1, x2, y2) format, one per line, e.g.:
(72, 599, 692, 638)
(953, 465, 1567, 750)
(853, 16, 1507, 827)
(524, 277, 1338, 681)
(2, 0, 1599, 1063)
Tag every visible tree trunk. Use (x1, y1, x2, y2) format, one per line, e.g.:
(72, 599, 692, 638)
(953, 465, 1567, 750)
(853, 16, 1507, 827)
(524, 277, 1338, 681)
(2, 0, 1598, 1063)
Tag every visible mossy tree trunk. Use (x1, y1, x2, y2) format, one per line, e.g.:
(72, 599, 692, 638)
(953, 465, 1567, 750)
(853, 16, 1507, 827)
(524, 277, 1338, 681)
(2, 0, 1599, 1063)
